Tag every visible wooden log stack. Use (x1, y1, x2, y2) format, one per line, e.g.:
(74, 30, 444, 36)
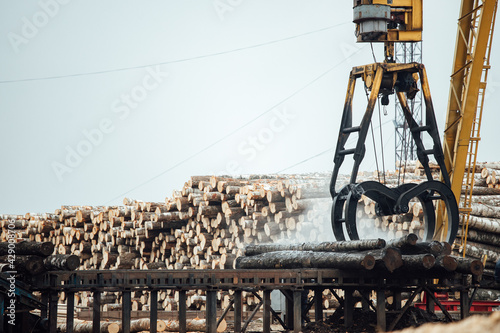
(1, 164, 499, 316)
(235, 234, 483, 277)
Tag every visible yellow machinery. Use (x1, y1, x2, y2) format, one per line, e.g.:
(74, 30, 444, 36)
(441, 0, 498, 251)
(330, 0, 498, 246)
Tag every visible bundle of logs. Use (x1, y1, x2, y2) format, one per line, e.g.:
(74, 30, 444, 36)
(0, 241, 79, 276)
(392, 161, 500, 275)
(0, 163, 499, 318)
(235, 234, 484, 277)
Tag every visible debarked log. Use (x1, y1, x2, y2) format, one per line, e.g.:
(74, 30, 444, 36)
(235, 251, 376, 270)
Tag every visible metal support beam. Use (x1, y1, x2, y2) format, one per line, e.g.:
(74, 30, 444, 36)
(122, 290, 131, 333)
(49, 292, 58, 333)
(41, 292, 49, 319)
(67, 291, 75, 333)
(234, 290, 242, 333)
(376, 289, 386, 332)
(179, 290, 187, 333)
(284, 290, 293, 329)
(394, 290, 402, 310)
(93, 291, 101, 333)
(361, 290, 370, 312)
(293, 291, 302, 333)
(426, 291, 435, 314)
(344, 289, 354, 328)
(314, 289, 323, 322)
(263, 290, 271, 333)
(150, 290, 158, 333)
(206, 290, 217, 333)
(460, 289, 470, 319)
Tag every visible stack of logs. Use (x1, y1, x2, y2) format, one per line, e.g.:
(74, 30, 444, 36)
(0, 164, 499, 315)
(390, 161, 500, 275)
(0, 241, 79, 276)
(235, 234, 484, 277)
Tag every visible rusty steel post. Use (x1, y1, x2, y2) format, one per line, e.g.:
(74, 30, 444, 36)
(92, 291, 100, 333)
(179, 290, 187, 333)
(150, 290, 158, 333)
(263, 290, 271, 333)
(122, 290, 131, 333)
(234, 290, 242, 333)
(293, 290, 302, 333)
(66, 291, 74, 333)
(206, 290, 217, 333)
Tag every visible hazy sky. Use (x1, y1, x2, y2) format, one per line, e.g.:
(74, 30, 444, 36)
(1, 1, 499, 215)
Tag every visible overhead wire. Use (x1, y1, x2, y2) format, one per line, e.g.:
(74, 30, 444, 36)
(277, 119, 393, 173)
(104, 45, 366, 204)
(0, 23, 349, 84)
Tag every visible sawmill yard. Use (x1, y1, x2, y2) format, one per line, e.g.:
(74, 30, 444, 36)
(2, 161, 500, 332)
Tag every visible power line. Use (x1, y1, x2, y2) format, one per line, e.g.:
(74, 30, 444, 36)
(277, 147, 334, 173)
(0, 23, 349, 84)
(104, 46, 366, 204)
(278, 119, 394, 173)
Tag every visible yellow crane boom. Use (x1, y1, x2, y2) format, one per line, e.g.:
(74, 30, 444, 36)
(439, 0, 498, 245)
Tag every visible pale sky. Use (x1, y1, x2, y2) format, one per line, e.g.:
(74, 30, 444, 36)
(1, 0, 499, 214)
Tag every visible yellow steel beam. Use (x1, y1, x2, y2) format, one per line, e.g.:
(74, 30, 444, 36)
(439, 0, 498, 241)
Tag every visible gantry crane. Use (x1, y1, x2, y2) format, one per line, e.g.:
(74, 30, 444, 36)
(330, 0, 498, 246)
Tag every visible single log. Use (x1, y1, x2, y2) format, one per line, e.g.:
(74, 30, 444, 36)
(129, 318, 167, 332)
(440, 242, 452, 255)
(244, 239, 386, 256)
(385, 233, 418, 248)
(460, 228, 500, 247)
(43, 254, 80, 271)
(58, 320, 120, 333)
(462, 243, 500, 263)
(461, 215, 500, 234)
(162, 317, 226, 332)
(0, 241, 54, 256)
(465, 195, 500, 206)
(431, 255, 458, 273)
(455, 257, 484, 276)
(462, 187, 500, 195)
(398, 241, 444, 256)
(475, 162, 500, 170)
(235, 250, 376, 270)
(363, 247, 403, 273)
(397, 254, 436, 272)
(470, 203, 500, 218)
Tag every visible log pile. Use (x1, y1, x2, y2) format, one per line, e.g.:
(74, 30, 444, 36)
(235, 234, 484, 277)
(405, 161, 500, 266)
(1, 164, 499, 316)
(0, 241, 79, 275)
